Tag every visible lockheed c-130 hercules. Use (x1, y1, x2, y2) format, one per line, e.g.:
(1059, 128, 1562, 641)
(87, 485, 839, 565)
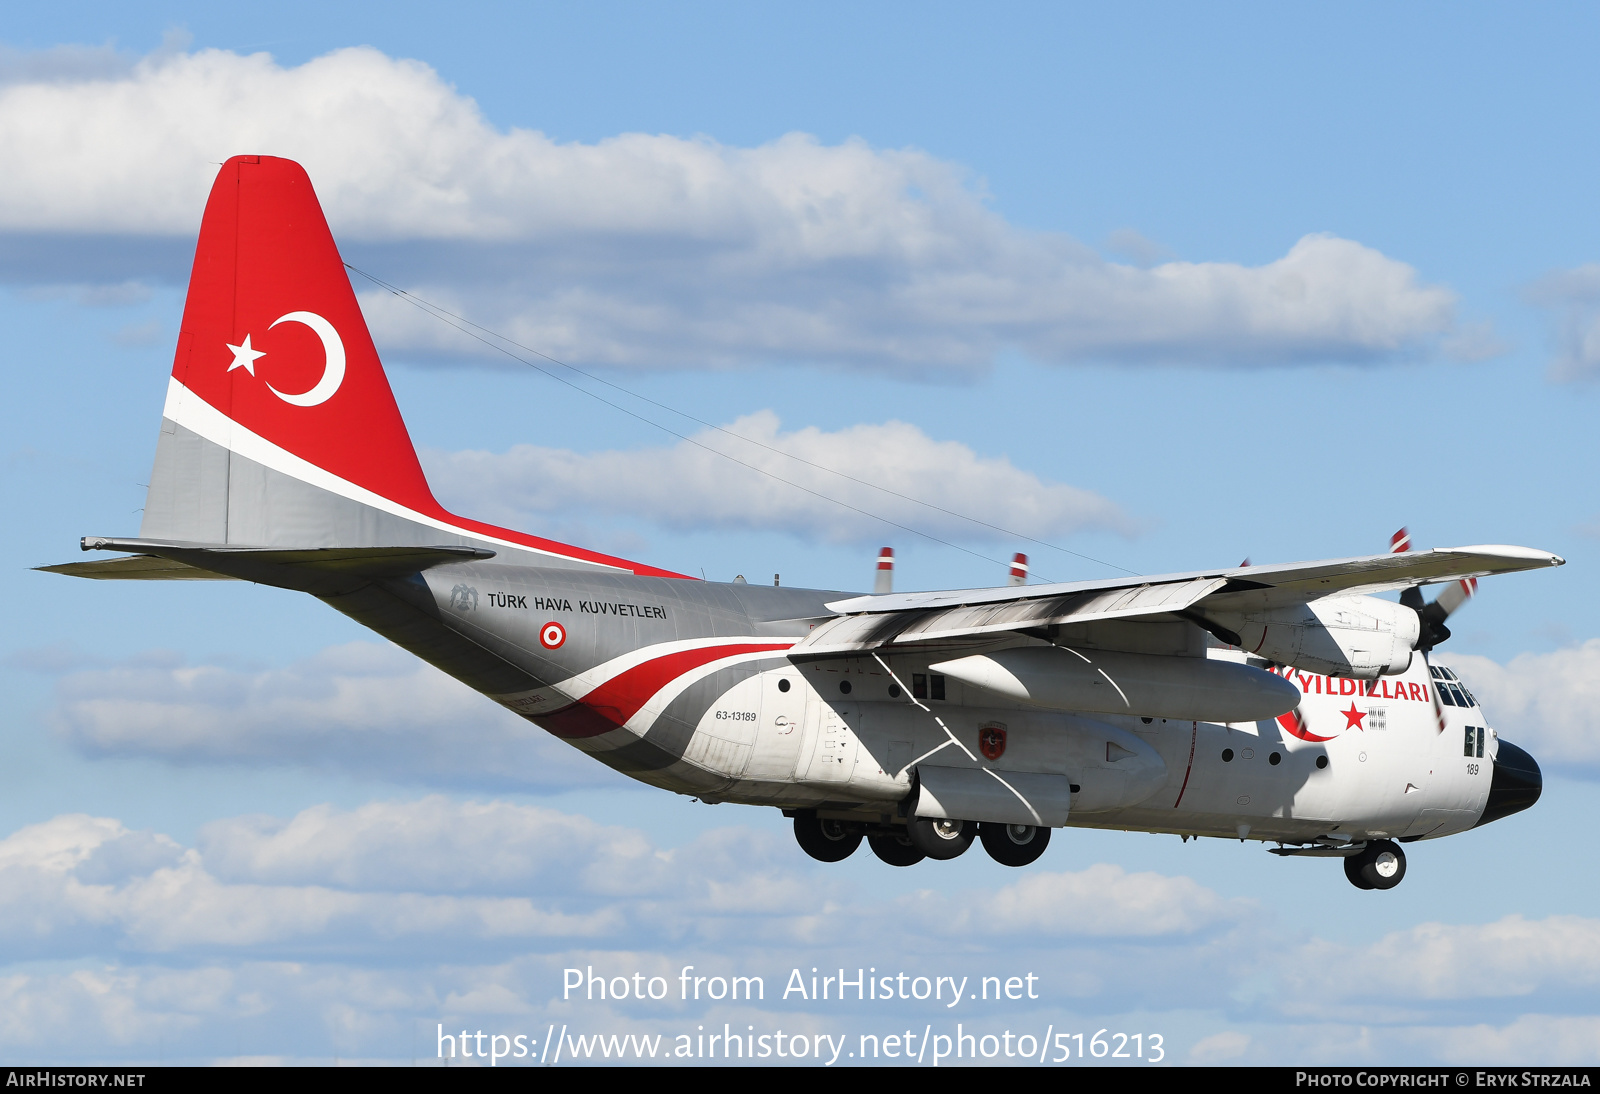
(44, 156, 1561, 891)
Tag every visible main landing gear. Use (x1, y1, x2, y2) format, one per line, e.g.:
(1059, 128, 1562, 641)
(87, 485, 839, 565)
(791, 812, 1051, 868)
(1344, 839, 1407, 890)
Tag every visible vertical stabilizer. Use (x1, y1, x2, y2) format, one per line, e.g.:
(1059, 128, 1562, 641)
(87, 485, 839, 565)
(138, 156, 684, 577)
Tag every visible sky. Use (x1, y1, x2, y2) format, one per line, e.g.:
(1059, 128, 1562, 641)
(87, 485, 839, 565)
(1, 1, 1598, 1066)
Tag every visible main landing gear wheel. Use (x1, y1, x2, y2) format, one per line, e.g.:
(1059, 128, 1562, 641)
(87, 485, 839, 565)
(979, 822, 1051, 867)
(792, 813, 861, 862)
(1344, 839, 1407, 890)
(868, 832, 926, 867)
(906, 817, 975, 860)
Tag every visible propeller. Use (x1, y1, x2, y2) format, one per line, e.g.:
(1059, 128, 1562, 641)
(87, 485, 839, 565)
(1390, 526, 1475, 734)
(874, 547, 894, 595)
(1007, 552, 1029, 587)
(1390, 526, 1477, 652)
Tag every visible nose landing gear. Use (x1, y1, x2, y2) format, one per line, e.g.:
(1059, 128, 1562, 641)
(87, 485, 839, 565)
(1344, 839, 1407, 890)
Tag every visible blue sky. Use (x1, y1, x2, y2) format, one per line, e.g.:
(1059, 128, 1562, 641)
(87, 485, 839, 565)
(1, 2, 1598, 1065)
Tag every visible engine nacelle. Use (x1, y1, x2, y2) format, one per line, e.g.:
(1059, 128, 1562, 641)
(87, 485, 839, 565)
(1202, 594, 1419, 679)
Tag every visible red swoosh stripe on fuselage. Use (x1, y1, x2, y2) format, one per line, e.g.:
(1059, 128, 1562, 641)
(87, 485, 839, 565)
(1278, 708, 1338, 743)
(538, 642, 794, 739)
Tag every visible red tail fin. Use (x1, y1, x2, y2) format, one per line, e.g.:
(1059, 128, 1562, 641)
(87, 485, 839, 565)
(149, 155, 685, 578)
(176, 156, 433, 510)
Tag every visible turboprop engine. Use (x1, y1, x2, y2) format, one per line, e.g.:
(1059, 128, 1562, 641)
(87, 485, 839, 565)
(1199, 594, 1420, 680)
(928, 645, 1300, 722)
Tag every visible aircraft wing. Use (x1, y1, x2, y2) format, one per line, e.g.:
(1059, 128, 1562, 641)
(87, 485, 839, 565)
(798, 545, 1563, 655)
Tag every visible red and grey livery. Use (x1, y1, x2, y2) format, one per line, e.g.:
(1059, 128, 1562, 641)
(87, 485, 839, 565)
(45, 157, 1562, 889)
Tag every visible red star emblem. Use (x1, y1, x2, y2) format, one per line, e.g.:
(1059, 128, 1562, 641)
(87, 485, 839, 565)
(1341, 703, 1367, 731)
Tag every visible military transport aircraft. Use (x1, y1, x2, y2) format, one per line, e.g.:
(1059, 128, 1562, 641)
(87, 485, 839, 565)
(43, 156, 1561, 890)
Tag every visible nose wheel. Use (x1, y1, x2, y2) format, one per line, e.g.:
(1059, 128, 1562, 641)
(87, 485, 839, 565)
(1344, 839, 1407, 890)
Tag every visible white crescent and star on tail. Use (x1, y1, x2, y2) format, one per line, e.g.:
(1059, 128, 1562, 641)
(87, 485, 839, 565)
(225, 311, 346, 407)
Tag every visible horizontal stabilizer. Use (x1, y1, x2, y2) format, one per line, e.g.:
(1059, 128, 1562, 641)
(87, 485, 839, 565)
(42, 539, 494, 594)
(37, 555, 232, 580)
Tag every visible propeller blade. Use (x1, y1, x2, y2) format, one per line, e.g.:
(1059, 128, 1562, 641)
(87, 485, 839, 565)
(1007, 552, 1028, 587)
(1388, 527, 1475, 652)
(874, 547, 894, 595)
(1435, 576, 1479, 617)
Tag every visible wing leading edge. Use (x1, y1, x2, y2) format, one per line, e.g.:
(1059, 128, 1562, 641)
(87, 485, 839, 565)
(801, 545, 1563, 655)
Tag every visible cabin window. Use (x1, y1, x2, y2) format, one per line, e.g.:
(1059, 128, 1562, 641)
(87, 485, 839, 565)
(930, 674, 946, 701)
(912, 673, 927, 700)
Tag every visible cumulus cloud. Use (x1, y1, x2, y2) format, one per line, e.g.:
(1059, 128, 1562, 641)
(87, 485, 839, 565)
(422, 411, 1133, 546)
(49, 642, 618, 792)
(899, 863, 1246, 939)
(1528, 264, 1600, 381)
(0, 802, 1227, 964)
(0, 44, 1463, 373)
(1446, 644, 1600, 774)
(0, 802, 1593, 1062)
(198, 798, 675, 898)
(1284, 915, 1600, 1005)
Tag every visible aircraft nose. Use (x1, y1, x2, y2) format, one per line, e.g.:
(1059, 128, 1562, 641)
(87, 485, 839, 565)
(1473, 739, 1543, 827)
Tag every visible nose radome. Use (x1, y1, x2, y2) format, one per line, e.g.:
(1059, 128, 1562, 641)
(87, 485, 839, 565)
(1473, 739, 1543, 828)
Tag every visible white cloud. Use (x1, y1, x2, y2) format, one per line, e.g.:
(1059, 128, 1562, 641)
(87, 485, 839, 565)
(1284, 914, 1600, 1006)
(903, 863, 1247, 939)
(422, 411, 1134, 546)
(1528, 264, 1600, 381)
(0, 802, 1594, 1062)
(1446, 643, 1600, 773)
(1188, 1030, 1251, 1062)
(0, 44, 1462, 373)
(1405, 1014, 1600, 1065)
(49, 642, 617, 792)
(197, 797, 671, 897)
(0, 801, 1238, 962)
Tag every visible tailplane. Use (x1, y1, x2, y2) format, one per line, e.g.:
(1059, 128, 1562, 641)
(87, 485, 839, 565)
(60, 156, 685, 581)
